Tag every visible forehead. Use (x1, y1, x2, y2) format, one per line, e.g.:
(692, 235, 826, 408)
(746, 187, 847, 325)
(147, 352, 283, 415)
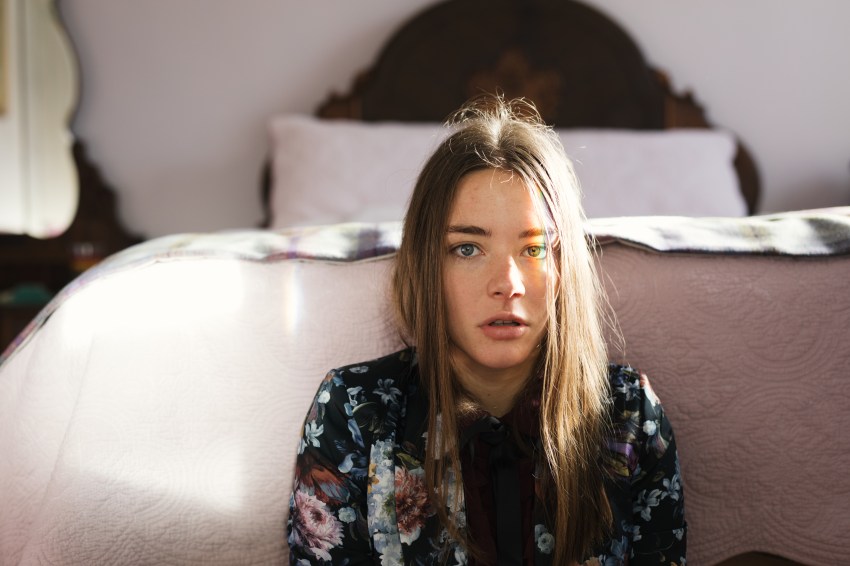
(448, 168, 548, 227)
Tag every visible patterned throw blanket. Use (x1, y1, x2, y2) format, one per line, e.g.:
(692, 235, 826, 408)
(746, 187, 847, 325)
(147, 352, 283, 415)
(3, 207, 849, 363)
(589, 207, 850, 256)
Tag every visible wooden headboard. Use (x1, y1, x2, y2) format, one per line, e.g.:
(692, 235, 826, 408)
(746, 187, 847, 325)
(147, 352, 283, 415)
(312, 0, 760, 213)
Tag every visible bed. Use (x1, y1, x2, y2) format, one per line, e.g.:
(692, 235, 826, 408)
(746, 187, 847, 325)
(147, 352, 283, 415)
(3, 1, 849, 565)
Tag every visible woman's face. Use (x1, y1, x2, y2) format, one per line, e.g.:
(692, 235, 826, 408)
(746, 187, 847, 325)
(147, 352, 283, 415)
(443, 168, 551, 383)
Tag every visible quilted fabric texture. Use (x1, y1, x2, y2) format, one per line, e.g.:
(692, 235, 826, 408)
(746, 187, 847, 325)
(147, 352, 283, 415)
(1, 211, 849, 564)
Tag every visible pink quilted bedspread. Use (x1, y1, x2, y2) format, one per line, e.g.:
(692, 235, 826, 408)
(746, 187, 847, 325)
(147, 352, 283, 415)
(1, 210, 848, 564)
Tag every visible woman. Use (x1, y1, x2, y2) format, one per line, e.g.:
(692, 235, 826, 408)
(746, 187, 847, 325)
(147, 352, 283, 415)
(288, 98, 686, 565)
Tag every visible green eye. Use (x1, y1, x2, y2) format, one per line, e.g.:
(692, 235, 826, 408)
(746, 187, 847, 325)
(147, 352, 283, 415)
(525, 245, 546, 258)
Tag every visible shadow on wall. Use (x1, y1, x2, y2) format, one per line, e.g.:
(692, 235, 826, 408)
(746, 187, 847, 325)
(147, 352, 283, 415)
(779, 177, 850, 212)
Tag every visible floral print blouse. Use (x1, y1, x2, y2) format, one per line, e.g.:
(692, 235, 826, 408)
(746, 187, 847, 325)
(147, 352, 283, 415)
(288, 348, 686, 565)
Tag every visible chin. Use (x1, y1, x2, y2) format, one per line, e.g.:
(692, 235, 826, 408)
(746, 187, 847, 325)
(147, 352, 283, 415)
(468, 345, 539, 373)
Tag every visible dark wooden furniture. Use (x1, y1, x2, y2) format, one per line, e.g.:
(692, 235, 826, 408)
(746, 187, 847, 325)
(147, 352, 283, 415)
(299, 0, 760, 215)
(0, 141, 140, 351)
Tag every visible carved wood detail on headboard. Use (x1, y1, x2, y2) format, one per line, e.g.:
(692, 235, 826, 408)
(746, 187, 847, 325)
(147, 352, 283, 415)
(466, 49, 563, 120)
(317, 0, 760, 213)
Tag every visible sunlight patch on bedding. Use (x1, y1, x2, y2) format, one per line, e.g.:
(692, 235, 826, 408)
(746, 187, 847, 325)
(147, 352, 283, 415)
(68, 418, 246, 513)
(279, 264, 302, 336)
(61, 260, 245, 343)
(54, 260, 260, 513)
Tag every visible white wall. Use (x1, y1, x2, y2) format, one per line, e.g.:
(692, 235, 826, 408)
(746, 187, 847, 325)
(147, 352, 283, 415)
(59, 0, 850, 239)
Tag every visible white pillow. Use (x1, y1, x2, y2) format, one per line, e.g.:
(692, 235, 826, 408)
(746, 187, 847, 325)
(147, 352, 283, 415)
(268, 116, 447, 228)
(267, 115, 745, 228)
(562, 129, 744, 218)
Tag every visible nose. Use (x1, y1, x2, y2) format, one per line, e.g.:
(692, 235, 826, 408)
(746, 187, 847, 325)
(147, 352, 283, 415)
(488, 256, 525, 299)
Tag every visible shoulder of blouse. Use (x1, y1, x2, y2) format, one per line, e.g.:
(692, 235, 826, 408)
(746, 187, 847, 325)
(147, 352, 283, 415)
(604, 363, 674, 478)
(319, 347, 419, 440)
(328, 346, 418, 391)
(606, 362, 661, 418)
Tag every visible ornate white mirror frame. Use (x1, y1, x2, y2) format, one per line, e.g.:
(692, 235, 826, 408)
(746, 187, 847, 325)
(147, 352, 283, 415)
(0, 0, 78, 238)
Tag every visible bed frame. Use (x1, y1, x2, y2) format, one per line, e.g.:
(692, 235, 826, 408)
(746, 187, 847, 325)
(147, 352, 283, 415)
(309, 0, 760, 215)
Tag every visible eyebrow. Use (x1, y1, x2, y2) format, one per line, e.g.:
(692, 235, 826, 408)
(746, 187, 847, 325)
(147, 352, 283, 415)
(447, 225, 490, 237)
(519, 227, 548, 239)
(446, 225, 550, 239)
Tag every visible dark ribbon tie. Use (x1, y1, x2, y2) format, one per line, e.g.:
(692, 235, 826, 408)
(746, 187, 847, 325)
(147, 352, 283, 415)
(461, 416, 523, 566)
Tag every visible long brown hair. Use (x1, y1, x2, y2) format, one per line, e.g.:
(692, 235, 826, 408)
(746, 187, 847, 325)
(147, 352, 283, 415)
(393, 96, 612, 563)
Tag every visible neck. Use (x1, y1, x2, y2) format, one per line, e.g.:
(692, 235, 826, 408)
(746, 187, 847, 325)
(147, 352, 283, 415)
(452, 352, 539, 417)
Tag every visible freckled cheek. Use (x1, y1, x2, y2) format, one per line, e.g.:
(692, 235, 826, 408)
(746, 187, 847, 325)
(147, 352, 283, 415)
(524, 266, 552, 297)
(442, 271, 474, 330)
(526, 269, 552, 328)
